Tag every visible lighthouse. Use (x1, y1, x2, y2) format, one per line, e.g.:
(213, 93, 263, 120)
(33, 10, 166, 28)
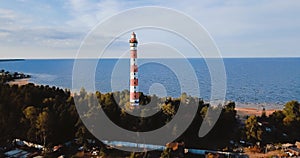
(129, 32, 139, 106)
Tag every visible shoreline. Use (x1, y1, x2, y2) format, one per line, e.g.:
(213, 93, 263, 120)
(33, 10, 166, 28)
(0, 59, 24, 62)
(6, 79, 283, 116)
(8, 78, 30, 86)
(235, 107, 277, 116)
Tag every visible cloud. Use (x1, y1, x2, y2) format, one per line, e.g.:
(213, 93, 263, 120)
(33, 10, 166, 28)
(0, 5, 83, 54)
(65, 0, 124, 29)
(0, 8, 17, 19)
(160, 0, 300, 56)
(0, 8, 26, 32)
(0, 27, 82, 48)
(0, 0, 300, 58)
(63, 0, 300, 58)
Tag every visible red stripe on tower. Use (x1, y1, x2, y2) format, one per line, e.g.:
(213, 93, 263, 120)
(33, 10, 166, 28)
(130, 51, 137, 58)
(130, 92, 139, 100)
(129, 32, 139, 106)
(130, 65, 138, 72)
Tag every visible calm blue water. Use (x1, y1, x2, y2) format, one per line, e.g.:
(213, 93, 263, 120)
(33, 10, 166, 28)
(0, 58, 299, 108)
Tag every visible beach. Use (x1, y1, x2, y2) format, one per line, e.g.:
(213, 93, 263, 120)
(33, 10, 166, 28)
(8, 78, 30, 86)
(235, 107, 277, 116)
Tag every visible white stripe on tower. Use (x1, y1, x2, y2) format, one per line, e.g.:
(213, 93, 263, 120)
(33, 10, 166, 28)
(129, 32, 139, 106)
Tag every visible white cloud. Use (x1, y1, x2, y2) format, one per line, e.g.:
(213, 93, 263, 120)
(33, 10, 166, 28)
(65, 0, 124, 29)
(157, 0, 300, 56)
(0, 8, 17, 19)
(0, 9, 81, 52)
(0, 0, 300, 58)
(0, 32, 10, 38)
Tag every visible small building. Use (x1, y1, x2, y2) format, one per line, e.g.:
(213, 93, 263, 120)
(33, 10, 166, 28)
(4, 149, 30, 158)
(282, 143, 294, 150)
(287, 147, 300, 156)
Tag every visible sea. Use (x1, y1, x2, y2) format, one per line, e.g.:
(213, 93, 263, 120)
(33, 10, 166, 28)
(0, 58, 299, 109)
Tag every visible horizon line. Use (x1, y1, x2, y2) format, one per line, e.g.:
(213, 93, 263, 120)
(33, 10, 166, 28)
(1, 56, 300, 60)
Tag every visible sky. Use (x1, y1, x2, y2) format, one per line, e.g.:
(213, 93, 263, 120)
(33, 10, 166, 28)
(0, 0, 300, 58)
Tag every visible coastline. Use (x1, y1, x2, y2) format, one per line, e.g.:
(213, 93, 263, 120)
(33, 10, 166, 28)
(235, 107, 277, 116)
(8, 78, 30, 86)
(0, 59, 24, 62)
(6, 78, 282, 117)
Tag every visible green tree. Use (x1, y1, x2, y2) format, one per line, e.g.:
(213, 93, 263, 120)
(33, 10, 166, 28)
(36, 109, 52, 147)
(23, 106, 38, 141)
(245, 115, 263, 143)
(282, 100, 300, 125)
(161, 103, 175, 116)
(23, 106, 38, 122)
(75, 124, 89, 147)
(281, 101, 300, 140)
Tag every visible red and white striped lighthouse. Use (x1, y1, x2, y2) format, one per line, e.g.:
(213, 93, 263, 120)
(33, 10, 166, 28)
(129, 32, 139, 106)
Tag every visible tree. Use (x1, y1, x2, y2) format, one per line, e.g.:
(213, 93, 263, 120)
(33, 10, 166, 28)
(245, 115, 263, 143)
(23, 106, 38, 122)
(282, 100, 300, 126)
(161, 103, 175, 116)
(36, 110, 51, 147)
(23, 106, 38, 141)
(75, 124, 89, 148)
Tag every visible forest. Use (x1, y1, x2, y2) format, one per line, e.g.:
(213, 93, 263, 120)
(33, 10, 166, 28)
(0, 69, 30, 83)
(0, 70, 300, 157)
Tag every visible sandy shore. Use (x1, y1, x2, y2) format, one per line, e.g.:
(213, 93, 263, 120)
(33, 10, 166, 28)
(235, 107, 278, 116)
(8, 78, 30, 86)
